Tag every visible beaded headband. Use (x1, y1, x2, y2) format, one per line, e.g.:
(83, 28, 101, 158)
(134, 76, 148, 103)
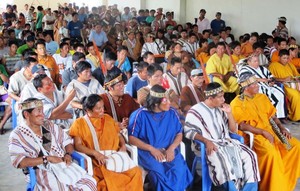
(289, 44, 298, 49)
(104, 74, 123, 88)
(239, 75, 257, 88)
(204, 86, 223, 97)
(150, 90, 167, 98)
(19, 100, 43, 111)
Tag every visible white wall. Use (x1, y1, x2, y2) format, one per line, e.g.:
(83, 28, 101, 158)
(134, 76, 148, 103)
(186, 0, 300, 40)
(107, 0, 141, 11)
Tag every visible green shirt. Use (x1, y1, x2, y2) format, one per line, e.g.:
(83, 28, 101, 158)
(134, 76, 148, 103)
(17, 44, 35, 55)
(0, 64, 8, 85)
(36, 12, 44, 29)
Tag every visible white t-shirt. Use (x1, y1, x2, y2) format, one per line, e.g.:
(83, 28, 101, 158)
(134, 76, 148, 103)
(52, 53, 72, 74)
(59, 27, 69, 39)
(42, 14, 56, 30)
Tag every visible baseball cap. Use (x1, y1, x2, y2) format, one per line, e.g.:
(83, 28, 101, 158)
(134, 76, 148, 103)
(191, 69, 203, 76)
(31, 64, 46, 74)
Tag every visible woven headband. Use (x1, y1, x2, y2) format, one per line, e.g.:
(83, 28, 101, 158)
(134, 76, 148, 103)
(19, 100, 43, 111)
(149, 90, 167, 98)
(204, 86, 223, 97)
(239, 75, 257, 88)
(104, 74, 123, 88)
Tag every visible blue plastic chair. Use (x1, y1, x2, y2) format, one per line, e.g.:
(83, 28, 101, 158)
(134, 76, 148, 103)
(11, 99, 17, 129)
(190, 133, 244, 191)
(26, 152, 86, 191)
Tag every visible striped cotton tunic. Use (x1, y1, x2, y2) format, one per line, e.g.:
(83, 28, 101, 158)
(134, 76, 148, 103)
(8, 120, 97, 191)
(184, 102, 260, 189)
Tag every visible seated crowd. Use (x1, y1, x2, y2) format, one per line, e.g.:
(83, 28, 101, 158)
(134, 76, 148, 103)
(1, 2, 300, 191)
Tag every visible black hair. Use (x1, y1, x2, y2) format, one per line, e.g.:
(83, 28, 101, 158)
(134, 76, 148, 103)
(202, 29, 210, 35)
(277, 37, 287, 45)
(137, 61, 149, 73)
(104, 51, 117, 61)
(216, 42, 226, 48)
(207, 42, 216, 55)
(252, 42, 265, 50)
(59, 42, 69, 49)
(225, 26, 232, 31)
(7, 29, 15, 35)
(61, 38, 71, 43)
(142, 51, 154, 60)
(81, 94, 103, 111)
(23, 50, 37, 59)
(21, 98, 40, 118)
(188, 32, 197, 38)
(147, 63, 163, 77)
(35, 39, 46, 47)
(117, 45, 128, 52)
(86, 41, 94, 49)
(37, 6, 43, 11)
(33, 74, 48, 90)
(8, 40, 18, 47)
(170, 57, 182, 66)
(145, 85, 167, 112)
(23, 57, 37, 67)
(199, 38, 208, 47)
(230, 41, 241, 50)
(72, 12, 78, 17)
(205, 82, 222, 99)
(75, 61, 91, 74)
(72, 52, 86, 62)
(74, 43, 84, 50)
(279, 49, 289, 57)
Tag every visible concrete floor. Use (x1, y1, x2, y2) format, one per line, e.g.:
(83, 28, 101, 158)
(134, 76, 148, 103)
(0, 118, 300, 191)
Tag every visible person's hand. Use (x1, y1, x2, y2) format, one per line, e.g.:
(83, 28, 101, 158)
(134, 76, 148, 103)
(284, 76, 292, 82)
(149, 147, 166, 162)
(217, 74, 223, 81)
(204, 140, 218, 155)
(47, 156, 63, 164)
(120, 117, 129, 130)
(63, 153, 72, 166)
(165, 148, 175, 162)
(281, 128, 292, 139)
(220, 103, 232, 113)
(67, 89, 76, 100)
(262, 130, 274, 144)
(93, 151, 108, 165)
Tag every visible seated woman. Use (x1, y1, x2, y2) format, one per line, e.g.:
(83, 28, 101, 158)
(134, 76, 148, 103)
(69, 94, 143, 191)
(240, 54, 286, 120)
(8, 98, 97, 190)
(128, 85, 193, 191)
(65, 61, 105, 117)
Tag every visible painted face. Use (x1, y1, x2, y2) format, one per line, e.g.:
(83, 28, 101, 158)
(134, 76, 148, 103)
(25, 106, 45, 126)
(40, 76, 55, 93)
(158, 97, 171, 111)
(90, 100, 105, 118)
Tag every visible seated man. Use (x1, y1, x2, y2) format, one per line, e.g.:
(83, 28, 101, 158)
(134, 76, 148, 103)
(269, 49, 300, 121)
(184, 82, 260, 191)
(180, 69, 206, 116)
(206, 42, 239, 102)
(8, 98, 97, 190)
(115, 46, 132, 79)
(92, 51, 127, 86)
(125, 61, 148, 99)
(101, 70, 139, 134)
(231, 73, 300, 191)
(163, 57, 191, 96)
(62, 52, 85, 89)
(33, 74, 75, 128)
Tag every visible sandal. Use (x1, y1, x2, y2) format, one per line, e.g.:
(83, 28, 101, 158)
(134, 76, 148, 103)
(0, 128, 6, 135)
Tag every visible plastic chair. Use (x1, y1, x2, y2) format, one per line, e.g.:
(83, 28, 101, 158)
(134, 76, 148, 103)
(190, 133, 244, 191)
(11, 99, 17, 129)
(26, 151, 87, 191)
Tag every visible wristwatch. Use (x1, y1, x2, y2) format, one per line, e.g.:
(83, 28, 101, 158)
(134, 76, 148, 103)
(42, 156, 48, 166)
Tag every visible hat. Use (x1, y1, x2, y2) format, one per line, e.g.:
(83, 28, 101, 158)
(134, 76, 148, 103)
(238, 73, 257, 88)
(26, 35, 35, 42)
(167, 26, 174, 30)
(114, 21, 121, 26)
(31, 64, 46, 74)
(19, 99, 43, 111)
(191, 69, 203, 76)
(278, 16, 287, 22)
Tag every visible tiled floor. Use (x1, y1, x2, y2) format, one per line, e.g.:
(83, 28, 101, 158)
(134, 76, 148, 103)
(0, 119, 300, 191)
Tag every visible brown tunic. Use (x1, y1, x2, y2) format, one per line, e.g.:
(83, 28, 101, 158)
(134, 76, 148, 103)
(180, 85, 205, 115)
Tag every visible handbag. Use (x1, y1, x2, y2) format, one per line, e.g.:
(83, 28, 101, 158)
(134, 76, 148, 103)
(25, 123, 86, 185)
(84, 115, 137, 172)
(0, 85, 8, 96)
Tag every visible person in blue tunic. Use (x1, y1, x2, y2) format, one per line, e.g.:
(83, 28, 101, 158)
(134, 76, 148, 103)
(128, 84, 193, 191)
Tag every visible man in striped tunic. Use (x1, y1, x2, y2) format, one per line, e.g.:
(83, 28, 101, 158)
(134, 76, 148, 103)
(184, 82, 260, 191)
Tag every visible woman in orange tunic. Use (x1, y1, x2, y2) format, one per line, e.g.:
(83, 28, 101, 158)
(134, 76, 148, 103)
(70, 94, 143, 191)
